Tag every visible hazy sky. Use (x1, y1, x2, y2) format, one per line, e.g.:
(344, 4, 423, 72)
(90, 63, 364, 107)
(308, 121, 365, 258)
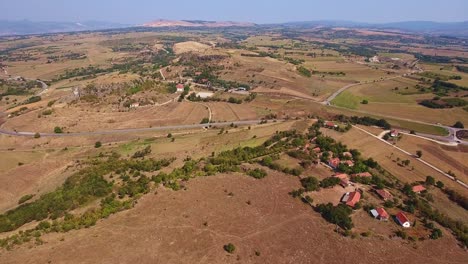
(1, 0, 467, 24)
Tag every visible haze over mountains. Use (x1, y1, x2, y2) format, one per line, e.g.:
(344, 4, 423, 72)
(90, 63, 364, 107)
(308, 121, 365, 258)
(0, 19, 467, 37)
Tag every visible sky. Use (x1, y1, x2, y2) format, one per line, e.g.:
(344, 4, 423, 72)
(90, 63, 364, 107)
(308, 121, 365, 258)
(1, 0, 467, 24)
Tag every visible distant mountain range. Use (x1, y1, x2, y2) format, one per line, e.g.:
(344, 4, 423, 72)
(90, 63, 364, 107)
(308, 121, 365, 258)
(281, 20, 468, 37)
(0, 20, 129, 36)
(142, 19, 255, 28)
(0, 19, 467, 37)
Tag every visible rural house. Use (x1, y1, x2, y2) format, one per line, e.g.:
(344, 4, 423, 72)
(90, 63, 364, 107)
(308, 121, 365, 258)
(325, 121, 337, 128)
(412, 185, 426, 193)
(341, 191, 361, 208)
(390, 129, 399, 137)
(370, 207, 389, 221)
(176, 84, 184, 92)
(375, 189, 393, 201)
(395, 212, 411, 228)
(328, 158, 341, 169)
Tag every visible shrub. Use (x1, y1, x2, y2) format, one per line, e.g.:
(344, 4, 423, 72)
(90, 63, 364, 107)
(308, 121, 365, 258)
(320, 177, 341, 188)
(223, 243, 236, 253)
(94, 141, 102, 148)
(200, 118, 210, 124)
(247, 168, 267, 179)
(18, 194, 34, 204)
(453, 121, 464, 129)
(54, 127, 63, 133)
(361, 99, 369, 104)
(34, 132, 41, 138)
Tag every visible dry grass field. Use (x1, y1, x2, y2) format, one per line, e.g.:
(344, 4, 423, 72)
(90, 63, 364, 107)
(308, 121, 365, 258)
(1, 171, 466, 264)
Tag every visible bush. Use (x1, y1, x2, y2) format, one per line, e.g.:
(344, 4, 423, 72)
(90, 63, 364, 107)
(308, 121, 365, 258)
(453, 121, 464, 129)
(320, 177, 341, 188)
(94, 141, 102, 148)
(18, 194, 34, 204)
(223, 243, 236, 253)
(34, 132, 41, 139)
(430, 228, 443, 239)
(200, 118, 210, 124)
(300, 177, 320, 191)
(361, 99, 368, 104)
(425, 176, 435, 186)
(247, 168, 267, 179)
(54, 127, 63, 134)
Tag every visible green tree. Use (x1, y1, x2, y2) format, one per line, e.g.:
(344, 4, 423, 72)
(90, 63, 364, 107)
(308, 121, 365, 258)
(34, 132, 41, 138)
(361, 99, 369, 104)
(54, 127, 63, 133)
(300, 177, 320, 191)
(436, 181, 445, 188)
(94, 141, 102, 148)
(416, 150, 423, 158)
(452, 121, 464, 129)
(425, 176, 435, 186)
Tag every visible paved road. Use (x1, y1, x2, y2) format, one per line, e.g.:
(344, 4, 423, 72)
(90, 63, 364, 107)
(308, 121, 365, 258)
(353, 125, 468, 189)
(0, 120, 270, 137)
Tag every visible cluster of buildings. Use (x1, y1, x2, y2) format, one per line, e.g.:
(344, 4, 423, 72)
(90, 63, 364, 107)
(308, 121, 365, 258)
(302, 136, 414, 228)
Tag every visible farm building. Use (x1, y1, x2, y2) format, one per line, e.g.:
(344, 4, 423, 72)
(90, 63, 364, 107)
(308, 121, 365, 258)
(370, 208, 389, 221)
(412, 185, 426, 193)
(390, 129, 399, 137)
(341, 191, 361, 208)
(176, 84, 184, 92)
(375, 189, 393, 201)
(395, 212, 411, 228)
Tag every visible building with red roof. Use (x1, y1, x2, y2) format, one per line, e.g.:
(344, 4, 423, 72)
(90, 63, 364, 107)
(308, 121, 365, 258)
(375, 189, 393, 201)
(328, 158, 341, 169)
(325, 121, 337, 128)
(341, 191, 361, 208)
(342, 160, 354, 167)
(395, 212, 411, 228)
(370, 207, 389, 221)
(390, 129, 399, 137)
(176, 83, 184, 92)
(412, 185, 426, 193)
(312, 147, 321, 153)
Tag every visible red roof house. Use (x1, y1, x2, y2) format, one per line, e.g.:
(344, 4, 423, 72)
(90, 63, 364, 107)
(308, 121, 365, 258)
(390, 129, 399, 137)
(371, 207, 390, 221)
(375, 189, 393, 201)
(176, 83, 184, 92)
(376, 208, 389, 220)
(395, 212, 411, 228)
(328, 158, 341, 169)
(342, 160, 354, 167)
(325, 121, 336, 128)
(341, 191, 361, 207)
(412, 185, 426, 193)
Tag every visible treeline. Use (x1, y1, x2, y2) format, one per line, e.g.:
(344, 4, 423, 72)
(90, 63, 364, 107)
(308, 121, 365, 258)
(334, 115, 391, 130)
